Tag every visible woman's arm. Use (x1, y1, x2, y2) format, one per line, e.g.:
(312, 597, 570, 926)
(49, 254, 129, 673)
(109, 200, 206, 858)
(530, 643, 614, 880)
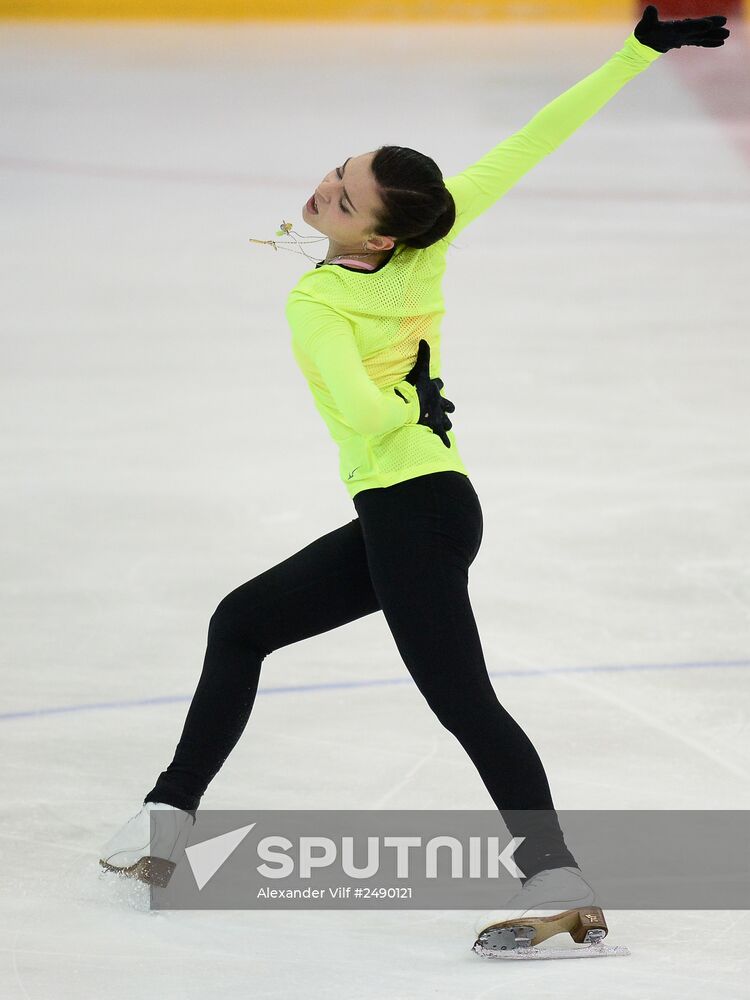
(444, 31, 663, 240)
(286, 294, 421, 438)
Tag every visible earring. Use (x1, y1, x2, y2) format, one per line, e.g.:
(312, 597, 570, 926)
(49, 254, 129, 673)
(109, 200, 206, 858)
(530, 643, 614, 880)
(248, 219, 326, 263)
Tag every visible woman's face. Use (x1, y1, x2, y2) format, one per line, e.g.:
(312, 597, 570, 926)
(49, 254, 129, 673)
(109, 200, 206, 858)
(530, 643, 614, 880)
(302, 151, 395, 253)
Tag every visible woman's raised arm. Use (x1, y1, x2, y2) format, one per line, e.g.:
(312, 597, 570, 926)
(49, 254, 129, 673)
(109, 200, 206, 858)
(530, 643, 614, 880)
(443, 6, 729, 241)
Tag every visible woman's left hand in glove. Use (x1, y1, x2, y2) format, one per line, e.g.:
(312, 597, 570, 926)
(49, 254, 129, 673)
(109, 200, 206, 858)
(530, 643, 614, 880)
(397, 338, 455, 449)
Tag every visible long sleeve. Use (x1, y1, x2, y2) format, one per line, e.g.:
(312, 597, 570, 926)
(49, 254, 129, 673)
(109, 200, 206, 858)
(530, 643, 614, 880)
(286, 294, 421, 438)
(445, 31, 663, 238)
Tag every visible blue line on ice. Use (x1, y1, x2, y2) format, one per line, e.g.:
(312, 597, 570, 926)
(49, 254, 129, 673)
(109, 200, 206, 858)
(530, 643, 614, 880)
(1, 658, 749, 722)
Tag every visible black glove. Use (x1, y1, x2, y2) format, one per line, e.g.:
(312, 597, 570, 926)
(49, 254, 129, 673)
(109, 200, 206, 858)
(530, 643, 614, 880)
(634, 4, 729, 52)
(395, 339, 455, 449)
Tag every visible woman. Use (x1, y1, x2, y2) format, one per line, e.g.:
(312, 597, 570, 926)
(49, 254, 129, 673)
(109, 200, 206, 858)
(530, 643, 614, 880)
(100, 7, 729, 954)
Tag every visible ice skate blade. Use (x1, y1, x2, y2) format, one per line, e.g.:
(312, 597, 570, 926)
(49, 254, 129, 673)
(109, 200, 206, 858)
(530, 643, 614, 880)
(472, 941, 630, 961)
(98, 855, 176, 888)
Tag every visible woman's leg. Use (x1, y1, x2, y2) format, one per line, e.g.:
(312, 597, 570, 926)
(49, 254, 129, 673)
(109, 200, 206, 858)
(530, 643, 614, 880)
(353, 471, 577, 880)
(143, 518, 381, 812)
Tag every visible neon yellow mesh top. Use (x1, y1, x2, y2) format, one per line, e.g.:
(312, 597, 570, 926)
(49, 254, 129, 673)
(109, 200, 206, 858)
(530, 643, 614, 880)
(285, 32, 662, 500)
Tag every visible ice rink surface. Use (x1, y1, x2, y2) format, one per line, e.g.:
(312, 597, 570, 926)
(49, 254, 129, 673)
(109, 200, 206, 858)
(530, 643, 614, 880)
(2, 16, 750, 999)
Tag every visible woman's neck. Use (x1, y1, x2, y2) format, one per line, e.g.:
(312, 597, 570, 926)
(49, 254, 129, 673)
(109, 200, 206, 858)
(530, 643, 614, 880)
(325, 241, 391, 267)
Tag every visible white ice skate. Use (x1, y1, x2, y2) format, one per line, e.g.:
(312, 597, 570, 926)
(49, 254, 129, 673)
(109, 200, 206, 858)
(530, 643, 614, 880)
(472, 866, 629, 961)
(99, 801, 195, 887)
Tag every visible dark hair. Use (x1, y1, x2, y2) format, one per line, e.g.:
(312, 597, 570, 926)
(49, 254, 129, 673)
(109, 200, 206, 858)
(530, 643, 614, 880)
(369, 145, 456, 251)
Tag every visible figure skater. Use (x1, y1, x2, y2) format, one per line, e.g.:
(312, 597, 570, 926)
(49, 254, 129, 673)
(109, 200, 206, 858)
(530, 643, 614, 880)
(100, 6, 729, 955)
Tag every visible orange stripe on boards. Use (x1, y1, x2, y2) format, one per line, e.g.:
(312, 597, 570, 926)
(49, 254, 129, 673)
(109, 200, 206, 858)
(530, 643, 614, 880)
(1, 0, 635, 20)
(636, 0, 744, 16)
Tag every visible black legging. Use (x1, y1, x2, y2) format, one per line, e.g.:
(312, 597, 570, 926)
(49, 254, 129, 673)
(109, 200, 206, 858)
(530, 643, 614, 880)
(144, 471, 577, 879)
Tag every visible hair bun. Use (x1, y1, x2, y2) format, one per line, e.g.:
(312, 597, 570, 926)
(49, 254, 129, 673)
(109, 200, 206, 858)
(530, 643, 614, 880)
(370, 147, 456, 252)
(405, 187, 456, 250)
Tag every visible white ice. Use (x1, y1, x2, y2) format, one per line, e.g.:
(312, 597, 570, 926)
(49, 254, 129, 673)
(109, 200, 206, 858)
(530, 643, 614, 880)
(2, 17, 750, 1000)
